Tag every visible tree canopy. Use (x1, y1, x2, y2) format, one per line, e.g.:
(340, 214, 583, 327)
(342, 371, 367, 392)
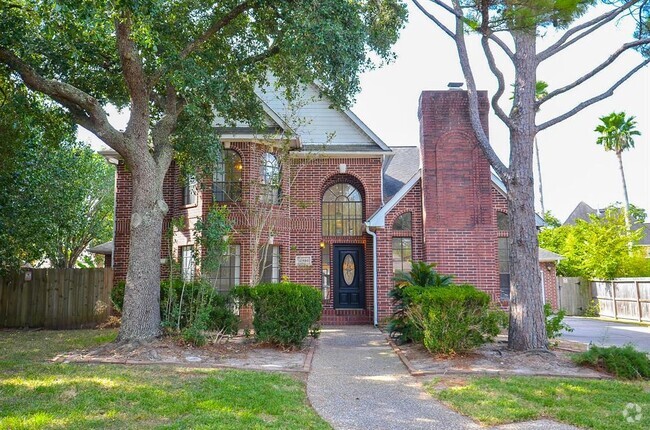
(0, 0, 407, 340)
(539, 208, 650, 279)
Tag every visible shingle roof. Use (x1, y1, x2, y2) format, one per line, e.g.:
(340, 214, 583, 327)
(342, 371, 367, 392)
(563, 201, 598, 225)
(88, 241, 113, 255)
(539, 247, 564, 262)
(382, 146, 420, 200)
(632, 223, 650, 246)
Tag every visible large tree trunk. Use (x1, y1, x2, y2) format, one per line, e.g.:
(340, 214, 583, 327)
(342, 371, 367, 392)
(617, 151, 632, 230)
(118, 158, 169, 341)
(507, 30, 547, 351)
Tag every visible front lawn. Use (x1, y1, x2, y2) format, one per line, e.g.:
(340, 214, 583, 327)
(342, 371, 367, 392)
(0, 329, 330, 429)
(429, 376, 650, 430)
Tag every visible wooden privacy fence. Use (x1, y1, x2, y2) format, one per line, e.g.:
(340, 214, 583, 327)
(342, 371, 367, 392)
(557, 277, 591, 316)
(592, 278, 650, 322)
(0, 268, 113, 329)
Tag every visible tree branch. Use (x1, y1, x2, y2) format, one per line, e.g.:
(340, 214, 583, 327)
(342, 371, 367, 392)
(413, 0, 455, 38)
(116, 15, 150, 144)
(537, 0, 638, 62)
(538, 37, 650, 108)
(426, 0, 515, 58)
(0, 47, 128, 154)
(150, 0, 253, 86)
(538, 58, 650, 131)
(449, 0, 509, 180)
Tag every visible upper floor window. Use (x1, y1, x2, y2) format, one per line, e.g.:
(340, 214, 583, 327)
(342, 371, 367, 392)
(182, 175, 197, 206)
(322, 183, 363, 236)
(260, 152, 281, 204)
(393, 212, 412, 231)
(214, 149, 243, 202)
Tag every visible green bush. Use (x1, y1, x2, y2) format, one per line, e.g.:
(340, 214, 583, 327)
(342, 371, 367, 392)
(110, 281, 126, 313)
(544, 303, 573, 343)
(388, 262, 453, 343)
(250, 282, 322, 347)
(111, 279, 239, 345)
(583, 299, 600, 317)
(572, 344, 650, 380)
(405, 284, 507, 355)
(161, 279, 240, 335)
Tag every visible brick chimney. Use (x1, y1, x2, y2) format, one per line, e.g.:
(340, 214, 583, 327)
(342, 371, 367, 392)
(418, 90, 498, 298)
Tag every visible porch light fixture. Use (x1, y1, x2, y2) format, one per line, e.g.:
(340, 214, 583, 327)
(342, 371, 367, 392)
(320, 241, 325, 248)
(268, 234, 275, 245)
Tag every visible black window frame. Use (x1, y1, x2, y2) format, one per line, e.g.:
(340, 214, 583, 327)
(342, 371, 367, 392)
(322, 183, 363, 236)
(213, 149, 243, 202)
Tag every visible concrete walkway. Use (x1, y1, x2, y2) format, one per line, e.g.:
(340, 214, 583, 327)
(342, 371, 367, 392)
(307, 326, 577, 430)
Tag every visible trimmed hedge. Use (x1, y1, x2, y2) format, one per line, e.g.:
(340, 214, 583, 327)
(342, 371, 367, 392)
(404, 284, 507, 355)
(248, 282, 322, 347)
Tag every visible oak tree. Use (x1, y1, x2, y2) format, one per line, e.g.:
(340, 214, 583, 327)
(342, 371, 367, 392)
(0, 0, 406, 341)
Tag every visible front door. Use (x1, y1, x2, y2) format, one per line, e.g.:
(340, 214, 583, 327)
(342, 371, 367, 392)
(333, 245, 365, 309)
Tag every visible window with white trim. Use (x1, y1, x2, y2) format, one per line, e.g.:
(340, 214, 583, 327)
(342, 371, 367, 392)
(182, 175, 198, 206)
(260, 245, 280, 283)
(180, 245, 195, 282)
(392, 237, 412, 274)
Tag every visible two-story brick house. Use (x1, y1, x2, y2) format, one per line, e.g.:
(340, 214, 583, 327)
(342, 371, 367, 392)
(101, 85, 561, 326)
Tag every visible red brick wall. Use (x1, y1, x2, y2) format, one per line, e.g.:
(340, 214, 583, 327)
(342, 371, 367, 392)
(375, 181, 424, 323)
(417, 90, 499, 302)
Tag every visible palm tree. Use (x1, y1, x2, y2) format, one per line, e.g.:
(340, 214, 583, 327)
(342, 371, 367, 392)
(595, 112, 641, 230)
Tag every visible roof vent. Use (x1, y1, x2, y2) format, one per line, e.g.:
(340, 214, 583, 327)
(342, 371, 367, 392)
(447, 82, 464, 90)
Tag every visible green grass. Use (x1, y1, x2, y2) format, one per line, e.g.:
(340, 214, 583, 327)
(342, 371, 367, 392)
(0, 329, 330, 429)
(429, 376, 650, 430)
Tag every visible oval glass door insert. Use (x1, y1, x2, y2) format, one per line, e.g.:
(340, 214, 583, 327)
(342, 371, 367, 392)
(342, 254, 355, 286)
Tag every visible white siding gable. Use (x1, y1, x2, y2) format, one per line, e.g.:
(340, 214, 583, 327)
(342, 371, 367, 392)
(256, 83, 378, 147)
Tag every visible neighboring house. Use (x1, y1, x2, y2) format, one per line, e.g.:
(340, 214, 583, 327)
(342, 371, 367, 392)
(564, 201, 649, 258)
(633, 223, 650, 258)
(563, 201, 605, 225)
(100, 87, 559, 325)
(87, 241, 113, 268)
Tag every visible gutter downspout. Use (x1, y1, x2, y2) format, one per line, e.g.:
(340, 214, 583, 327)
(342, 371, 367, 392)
(365, 222, 378, 327)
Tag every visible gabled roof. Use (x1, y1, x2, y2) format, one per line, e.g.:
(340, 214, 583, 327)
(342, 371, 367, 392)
(563, 201, 599, 225)
(212, 83, 391, 153)
(383, 146, 420, 200)
(367, 170, 421, 228)
(380, 146, 545, 227)
(632, 223, 650, 246)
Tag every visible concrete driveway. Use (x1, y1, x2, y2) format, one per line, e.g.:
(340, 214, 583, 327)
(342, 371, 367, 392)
(562, 317, 650, 352)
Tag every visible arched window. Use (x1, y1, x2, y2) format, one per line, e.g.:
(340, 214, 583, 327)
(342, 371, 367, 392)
(213, 149, 242, 202)
(393, 212, 412, 231)
(322, 183, 363, 236)
(260, 152, 281, 204)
